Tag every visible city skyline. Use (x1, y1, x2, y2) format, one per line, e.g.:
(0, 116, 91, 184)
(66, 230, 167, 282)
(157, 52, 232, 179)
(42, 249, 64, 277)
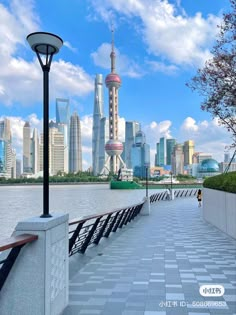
(0, 0, 233, 169)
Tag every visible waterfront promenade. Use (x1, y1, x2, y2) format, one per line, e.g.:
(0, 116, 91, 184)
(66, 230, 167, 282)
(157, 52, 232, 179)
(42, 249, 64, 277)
(64, 197, 236, 315)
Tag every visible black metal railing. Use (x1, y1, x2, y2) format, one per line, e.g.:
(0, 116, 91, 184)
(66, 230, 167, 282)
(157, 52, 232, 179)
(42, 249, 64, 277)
(69, 188, 199, 256)
(0, 234, 38, 291)
(150, 188, 198, 203)
(69, 202, 144, 256)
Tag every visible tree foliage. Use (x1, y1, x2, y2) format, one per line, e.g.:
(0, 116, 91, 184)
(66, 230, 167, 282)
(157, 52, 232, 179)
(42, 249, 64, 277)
(187, 0, 236, 147)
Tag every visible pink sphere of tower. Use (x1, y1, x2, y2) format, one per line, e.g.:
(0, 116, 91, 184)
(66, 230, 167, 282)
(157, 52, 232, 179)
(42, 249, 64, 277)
(105, 73, 121, 88)
(105, 139, 123, 156)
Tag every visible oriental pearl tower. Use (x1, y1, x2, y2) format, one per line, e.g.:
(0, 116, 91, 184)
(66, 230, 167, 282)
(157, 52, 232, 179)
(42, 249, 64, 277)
(101, 29, 126, 174)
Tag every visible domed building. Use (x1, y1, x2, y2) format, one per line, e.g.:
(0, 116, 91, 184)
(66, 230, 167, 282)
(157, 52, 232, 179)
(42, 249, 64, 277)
(198, 158, 220, 177)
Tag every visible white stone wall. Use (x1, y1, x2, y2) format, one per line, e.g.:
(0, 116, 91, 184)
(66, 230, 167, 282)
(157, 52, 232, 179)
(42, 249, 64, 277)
(203, 188, 236, 239)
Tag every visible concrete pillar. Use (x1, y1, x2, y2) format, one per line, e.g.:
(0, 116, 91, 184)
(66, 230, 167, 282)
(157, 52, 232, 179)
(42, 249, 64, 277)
(0, 213, 69, 315)
(141, 196, 150, 215)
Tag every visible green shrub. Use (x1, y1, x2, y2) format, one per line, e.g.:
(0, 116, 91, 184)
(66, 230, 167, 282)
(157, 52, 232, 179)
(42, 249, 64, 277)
(203, 171, 236, 193)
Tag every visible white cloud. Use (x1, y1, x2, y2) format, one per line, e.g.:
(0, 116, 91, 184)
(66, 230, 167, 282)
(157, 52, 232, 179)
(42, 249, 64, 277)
(63, 41, 78, 53)
(146, 60, 178, 75)
(143, 120, 172, 145)
(91, 43, 144, 78)
(0, 1, 93, 108)
(90, 0, 221, 67)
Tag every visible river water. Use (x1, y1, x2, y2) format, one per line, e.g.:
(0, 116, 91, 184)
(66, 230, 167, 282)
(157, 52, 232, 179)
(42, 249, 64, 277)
(0, 184, 159, 239)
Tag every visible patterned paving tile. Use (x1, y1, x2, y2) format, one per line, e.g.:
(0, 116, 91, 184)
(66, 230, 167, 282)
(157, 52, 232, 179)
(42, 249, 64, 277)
(64, 197, 236, 315)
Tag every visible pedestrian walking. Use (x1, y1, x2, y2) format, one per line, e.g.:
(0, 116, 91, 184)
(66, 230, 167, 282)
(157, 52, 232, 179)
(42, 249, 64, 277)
(197, 189, 202, 207)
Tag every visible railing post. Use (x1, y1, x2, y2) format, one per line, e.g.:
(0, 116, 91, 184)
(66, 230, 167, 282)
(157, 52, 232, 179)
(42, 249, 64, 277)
(80, 218, 101, 254)
(104, 212, 119, 238)
(119, 209, 130, 228)
(69, 222, 84, 254)
(124, 207, 134, 224)
(94, 214, 112, 245)
(0, 245, 23, 291)
(113, 210, 125, 232)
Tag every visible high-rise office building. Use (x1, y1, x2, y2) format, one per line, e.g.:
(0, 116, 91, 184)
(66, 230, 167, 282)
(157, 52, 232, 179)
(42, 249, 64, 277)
(0, 140, 6, 175)
(125, 121, 140, 169)
(159, 137, 166, 166)
(0, 145, 15, 179)
(155, 143, 160, 166)
(56, 98, 70, 125)
(49, 128, 65, 175)
(0, 118, 11, 142)
(172, 144, 184, 175)
(92, 74, 104, 175)
(131, 130, 150, 178)
(57, 123, 69, 173)
(101, 30, 126, 174)
(31, 128, 39, 175)
(0, 118, 15, 179)
(183, 140, 195, 165)
(99, 117, 108, 173)
(23, 122, 32, 174)
(40, 127, 65, 175)
(166, 138, 176, 166)
(69, 112, 82, 173)
(55, 99, 70, 172)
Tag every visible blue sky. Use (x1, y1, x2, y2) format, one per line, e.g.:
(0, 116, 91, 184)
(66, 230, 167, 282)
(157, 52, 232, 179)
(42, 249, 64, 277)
(0, 0, 233, 169)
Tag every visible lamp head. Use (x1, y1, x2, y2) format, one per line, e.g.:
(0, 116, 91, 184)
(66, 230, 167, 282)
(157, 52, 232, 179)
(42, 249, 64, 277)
(27, 32, 63, 55)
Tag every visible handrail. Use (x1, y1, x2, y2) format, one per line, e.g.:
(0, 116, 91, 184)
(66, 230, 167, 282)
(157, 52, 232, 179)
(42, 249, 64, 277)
(0, 234, 38, 252)
(0, 234, 38, 291)
(69, 202, 144, 256)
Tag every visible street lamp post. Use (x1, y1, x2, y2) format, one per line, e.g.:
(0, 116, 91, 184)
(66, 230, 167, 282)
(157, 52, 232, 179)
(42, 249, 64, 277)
(27, 32, 63, 218)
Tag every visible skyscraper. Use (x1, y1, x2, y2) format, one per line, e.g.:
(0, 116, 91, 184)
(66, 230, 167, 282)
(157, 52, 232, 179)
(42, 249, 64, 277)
(57, 123, 69, 173)
(69, 112, 82, 173)
(56, 98, 70, 125)
(40, 128, 65, 175)
(125, 121, 140, 169)
(131, 130, 150, 178)
(0, 118, 11, 142)
(166, 138, 176, 166)
(172, 144, 184, 175)
(31, 128, 39, 174)
(92, 74, 104, 175)
(0, 118, 15, 178)
(159, 137, 166, 166)
(23, 121, 32, 174)
(49, 127, 65, 175)
(155, 143, 160, 166)
(56, 98, 70, 171)
(101, 29, 126, 174)
(99, 117, 108, 173)
(183, 140, 195, 165)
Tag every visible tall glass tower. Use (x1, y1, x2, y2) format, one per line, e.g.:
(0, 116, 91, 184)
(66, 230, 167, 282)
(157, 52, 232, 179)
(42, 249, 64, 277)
(69, 112, 82, 173)
(125, 121, 140, 168)
(92, 74, 104, 175)
(23, 121, 32, 173)
(166, 138, 176, 165)
(131, 130, 150, 178)
(56, 98, 70, 125)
